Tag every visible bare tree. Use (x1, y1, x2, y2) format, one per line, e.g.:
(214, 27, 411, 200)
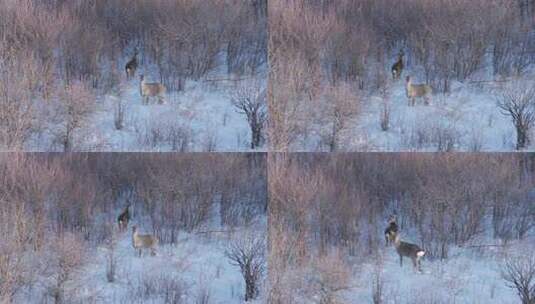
(46, 233, 86, 304)
(0, 56, 38, 150)
(497, 81, 535, 150)
(113, 97, 126, 131)
(225, 233, 266, 301)
(319, 83, 359, 151)
(501, 254, 535, 304)
(52, 82, 95, 151)
(231, 79, 267, 149)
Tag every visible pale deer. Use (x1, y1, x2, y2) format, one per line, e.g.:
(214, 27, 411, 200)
(132, 225, 158, 257)
(125, 48, 138, 80)
(406, 76, 432, 106)
(117, 203, 130, 232)
(139, 75, 166, 105)
(391, 50, 404, 80)
(393, 233, 425, 272)
(384, 215, 398, 246)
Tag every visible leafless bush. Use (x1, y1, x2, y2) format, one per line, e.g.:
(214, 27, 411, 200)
(225, 233, 266, 301)
(403, 120, 460, 152)
(501, 254, 535, 304)
(127, 274, 189, 304)
(201, 129, 218, 152)
(311, 252, 353, 304)
(269, 0, 530, 149)
(371, 255, 385, 304)
(0, 55, 38, 150)
(318, 83, 360, 151)
(105, 236, 118, 283)
(51, 82, 95, 151)
(114, 98, 126, 131)
(231, 79, 267, 149)
(0, 201, 42, 302)
(195, 278, 211, 304)
(269, 154, 530, 264)
(45, 233, 86, 304)
(380, 100, 390, 132)
(497, 81, 535, 150)
(134, 119, 194, 151)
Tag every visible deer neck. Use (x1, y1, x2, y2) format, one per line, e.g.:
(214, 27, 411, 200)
(394, 236, 401, 248)
(406, 80, 412, 91)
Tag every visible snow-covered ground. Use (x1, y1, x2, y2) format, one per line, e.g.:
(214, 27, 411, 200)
(17, 222, 267, 304)
(350, 76, 518, 152)
(92, 78, 252, 152)
(27, 67, 265, 152)
(340, 239, 532, 304)
(74, 230, 249, 303)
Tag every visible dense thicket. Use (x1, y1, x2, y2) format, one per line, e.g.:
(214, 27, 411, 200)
(0, 0, 267, 149)
(268, 0, 535, 150)
(268, 153, 535, 302)
(269, 153, 535, 260)
(0, 153, 267, 302)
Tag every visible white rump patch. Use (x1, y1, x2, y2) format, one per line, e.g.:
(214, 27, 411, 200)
(417, 250, 425, 257)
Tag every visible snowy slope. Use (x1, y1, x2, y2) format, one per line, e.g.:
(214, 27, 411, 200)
(339, 240, 531, 304)
(351, 78, 517, 152)
(81, 77, 254, 152)
(65, 224, 268, 304)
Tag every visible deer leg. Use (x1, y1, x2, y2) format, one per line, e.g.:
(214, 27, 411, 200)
(412, 257, 417, 270)
(399, 254, 403, 267)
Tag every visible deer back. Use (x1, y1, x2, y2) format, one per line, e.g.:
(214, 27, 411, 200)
(406, 78, 432, 98)
(133, 230, 158, 249)
(141, 79, 166, 97)
(395, 239, 424, 258)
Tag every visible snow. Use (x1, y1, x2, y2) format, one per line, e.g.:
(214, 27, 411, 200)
(82, 77, 254, 152)
(337, 239, 532, 304)
(72, 231, 244, 303)
(23, 55, 266, 152)
(349, 77, 517, 151)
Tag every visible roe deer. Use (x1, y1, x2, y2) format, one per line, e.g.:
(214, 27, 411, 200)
(132, 225, 158, 257)
(406, 76, 432, 106)
(391, 50, 404, 80)
(384, 215, 398, 246)
(393, 233, 425, 272)
(125, 48, 138, 80)
(139, 75, 166, 105)
(117, 203, 130, 231)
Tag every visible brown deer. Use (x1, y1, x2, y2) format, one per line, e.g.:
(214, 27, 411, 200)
(132, 225, 158, 257)
(117, 203, 130, 231)
(391, 50, 404, 80)
(139, 75, 166, 105)
(125, 48, 138, 80)
(406, 76, 432, 106)
(384, 215, 398, 246)
(393, 233, 425, 273)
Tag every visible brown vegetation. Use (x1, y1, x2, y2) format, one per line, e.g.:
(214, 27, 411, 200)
(268, 153, 535, 301)
(0, 0, 267, 150)
(268, 0, 535, 150)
